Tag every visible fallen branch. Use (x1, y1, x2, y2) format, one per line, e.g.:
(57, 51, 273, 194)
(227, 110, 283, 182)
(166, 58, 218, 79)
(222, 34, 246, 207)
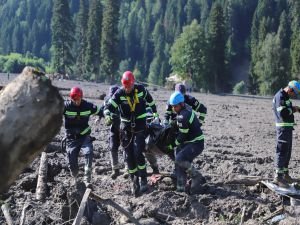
(1, 203, 14, 225)
(224, 175, 265, 186)
(153, 211, 177, 222)
(36, 152, 48, 201)
(239, 206, 246, 225)
(19, 203, 30, 225)
(89, 191, 141, 225)
(72, 188, 92, 225)
(262, 206, 284, 222)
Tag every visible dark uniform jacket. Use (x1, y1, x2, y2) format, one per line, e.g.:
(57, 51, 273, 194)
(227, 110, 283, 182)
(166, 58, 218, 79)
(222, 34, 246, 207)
(174, 104, 204, 147)
(64, 99, 101, 137)
(272, 89, 295, 130)
(105, 84, 157, 131)
(165, 94, 207, 123)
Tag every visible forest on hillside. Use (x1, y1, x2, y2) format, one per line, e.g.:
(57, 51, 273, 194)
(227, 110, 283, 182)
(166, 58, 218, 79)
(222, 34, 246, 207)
(0, 0, 299, 94)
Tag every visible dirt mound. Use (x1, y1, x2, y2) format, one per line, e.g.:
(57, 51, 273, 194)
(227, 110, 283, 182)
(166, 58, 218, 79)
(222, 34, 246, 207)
(1, 78, 300, 224)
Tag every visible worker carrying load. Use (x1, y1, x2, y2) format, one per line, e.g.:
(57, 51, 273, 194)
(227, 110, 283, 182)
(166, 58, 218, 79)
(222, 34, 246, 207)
(167, 91, 205, 193)
(104, 71, 159, 196)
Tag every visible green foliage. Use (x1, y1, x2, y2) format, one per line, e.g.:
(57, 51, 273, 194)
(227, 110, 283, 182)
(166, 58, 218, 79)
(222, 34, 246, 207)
(85, 0, 102, 80)
(51, 0, 74, 74)
(0, 0, 299, 95)
(0, 53, 45, 73)
(207, 3, 227, 92)
(233, 80, 246, 94)
(74, 0, 89, 78)
(100, 0, 120, 83)
(170, 20, 208, 90)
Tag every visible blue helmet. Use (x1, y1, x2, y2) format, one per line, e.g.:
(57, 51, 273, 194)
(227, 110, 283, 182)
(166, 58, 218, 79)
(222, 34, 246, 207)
(169, 91, 184, 106)
(288, 80, 300, 96)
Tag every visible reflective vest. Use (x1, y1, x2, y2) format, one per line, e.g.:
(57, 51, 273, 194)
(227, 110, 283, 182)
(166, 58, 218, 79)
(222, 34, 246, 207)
(272, 89, 295, 129)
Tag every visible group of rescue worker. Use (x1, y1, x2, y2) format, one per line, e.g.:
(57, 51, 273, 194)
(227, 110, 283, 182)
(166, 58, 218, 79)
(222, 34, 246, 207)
(63, 70, 207, 195)
(63, 69, 300, 195)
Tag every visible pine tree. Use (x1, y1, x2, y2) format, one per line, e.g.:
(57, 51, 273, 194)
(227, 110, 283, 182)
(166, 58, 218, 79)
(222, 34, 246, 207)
(207, 3, 226, 92)
(100, 0, 120, 83)
(51, 0, 74, 74)
(75, 0, 89, 78)
(85, 0, 102, 80)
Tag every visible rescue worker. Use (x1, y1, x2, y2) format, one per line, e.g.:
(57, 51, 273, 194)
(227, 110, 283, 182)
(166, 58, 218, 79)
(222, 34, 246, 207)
(104, 71, 159, 196)
(272, 80, 300, 187)
(102, 85, 122, 179)
(164, 83, 207, 126)
(168, 91, 205, 193)
(63, 87, 101, 186)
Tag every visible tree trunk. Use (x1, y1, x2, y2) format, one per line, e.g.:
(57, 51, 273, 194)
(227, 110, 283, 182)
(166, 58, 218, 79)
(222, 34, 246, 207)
(36, 152, 48, 201)
(0, 66, 64, 193)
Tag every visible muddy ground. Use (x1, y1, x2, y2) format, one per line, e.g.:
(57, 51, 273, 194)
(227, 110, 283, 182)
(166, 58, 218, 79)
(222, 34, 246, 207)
(1, 74, 300, 225)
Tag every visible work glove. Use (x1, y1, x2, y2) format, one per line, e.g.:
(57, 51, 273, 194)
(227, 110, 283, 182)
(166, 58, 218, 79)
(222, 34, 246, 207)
(104, 115, 113, 126)
(167, 144, 174, 151)
(170, 120, 177, 127)
(163, 120, 169, 127)
(198, 116, 205, 126)
(152, 112, 160, 124)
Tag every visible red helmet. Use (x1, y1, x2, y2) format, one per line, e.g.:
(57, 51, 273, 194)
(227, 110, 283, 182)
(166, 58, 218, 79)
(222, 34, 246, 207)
(70, 87, 83, 100)
(121, 71, 135, 88)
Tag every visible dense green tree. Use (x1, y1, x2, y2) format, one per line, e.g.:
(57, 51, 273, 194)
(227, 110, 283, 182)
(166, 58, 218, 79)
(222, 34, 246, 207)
(100, 0, 120, 83)
(85, 0, 102, 80)
(51, 0, 74, 74)
(207, 3, 226, 92)
(290, 30, 300, 76)
(254, 33, 289, 95)
(170, 20, 208, 90)
(74, 0, 89, 77)
(148, 19, 166, 85)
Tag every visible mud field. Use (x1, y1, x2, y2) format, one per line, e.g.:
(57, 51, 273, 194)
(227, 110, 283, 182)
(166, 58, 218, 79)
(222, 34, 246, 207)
(1, 75, 300, 225)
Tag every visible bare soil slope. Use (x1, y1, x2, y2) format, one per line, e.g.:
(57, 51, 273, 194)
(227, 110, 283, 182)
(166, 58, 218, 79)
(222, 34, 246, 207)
(1, 75, 300, 225)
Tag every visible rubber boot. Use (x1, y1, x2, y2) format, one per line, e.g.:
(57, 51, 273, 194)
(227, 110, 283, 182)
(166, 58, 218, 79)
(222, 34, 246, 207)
(131, 175, 140, 196)
(283, 173, 296, 184)
(283, 169, 296, 184)
(140, 177, 148, 192)
(273, 173, 289, 188)
(70, 170, 78, 186)
(176, 176, 185, 192)
(187, 166, 205, 194)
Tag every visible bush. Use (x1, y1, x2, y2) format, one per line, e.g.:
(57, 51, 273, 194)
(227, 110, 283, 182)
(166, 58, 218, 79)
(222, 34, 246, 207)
(0, 53, 46, 73)
(233, 81, 246, 94)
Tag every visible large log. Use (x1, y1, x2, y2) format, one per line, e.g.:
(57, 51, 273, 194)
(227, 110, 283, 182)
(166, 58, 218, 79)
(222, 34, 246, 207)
(0, 67, 64, 193)
(36, 152, 48, 201)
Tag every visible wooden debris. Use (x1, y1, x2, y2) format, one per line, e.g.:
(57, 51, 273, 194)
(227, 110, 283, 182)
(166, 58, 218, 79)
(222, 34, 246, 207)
(72, 188, 92, 225)
(1, 203, 14, 225)
(154, 211, 176, 222)
(239, 206, 246, 225)
(19, 203, 30, 225)
(0, 66, 63, 193)
(263, 207, 284, 222)
(89, 191, 141, 225)
(36, 152, 48, 201)
(224, 175, 265, 186)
